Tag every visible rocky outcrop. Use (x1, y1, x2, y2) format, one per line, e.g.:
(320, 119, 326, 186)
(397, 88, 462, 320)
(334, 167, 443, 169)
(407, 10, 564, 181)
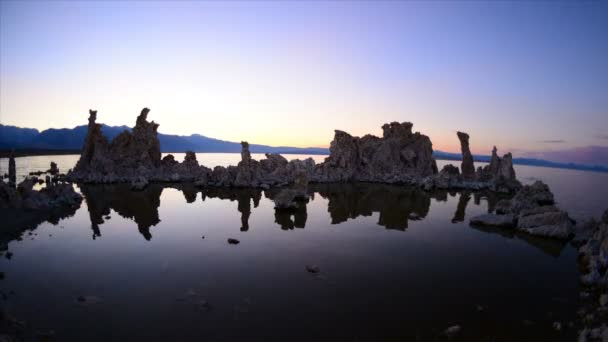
(313, 122, 437, 183)
(422, 133, 520, 193)
(469, 181, 573, 239)
(457, 132, 475, 180)
(67, 108, 522, 194)
(0, 161, 82, 246)
(273, 170, 310, 209)
(48, 161, 59, 175)
(575, 208, 608, 341)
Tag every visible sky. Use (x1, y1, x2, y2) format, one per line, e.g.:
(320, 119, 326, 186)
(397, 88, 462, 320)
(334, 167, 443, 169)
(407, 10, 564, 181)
(1, 1, 607, 162)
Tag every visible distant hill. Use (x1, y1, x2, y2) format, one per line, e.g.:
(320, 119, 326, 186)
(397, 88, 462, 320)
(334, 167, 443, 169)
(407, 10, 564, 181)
(1, 124, 606, 173)
(432, 151, 608, 173)
(0, 124, 328, 155)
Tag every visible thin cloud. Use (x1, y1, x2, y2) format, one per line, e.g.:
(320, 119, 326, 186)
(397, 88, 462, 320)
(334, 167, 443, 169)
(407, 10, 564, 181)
(537, 140, 566, 144)
(595, 134, 608, 140)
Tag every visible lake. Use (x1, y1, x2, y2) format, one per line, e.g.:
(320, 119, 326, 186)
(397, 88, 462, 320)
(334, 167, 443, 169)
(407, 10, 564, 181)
(1, 153, 607, 341)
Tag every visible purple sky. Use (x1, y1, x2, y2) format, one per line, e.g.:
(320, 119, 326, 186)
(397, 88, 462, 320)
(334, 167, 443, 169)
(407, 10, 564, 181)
(1, 1, 607, 165)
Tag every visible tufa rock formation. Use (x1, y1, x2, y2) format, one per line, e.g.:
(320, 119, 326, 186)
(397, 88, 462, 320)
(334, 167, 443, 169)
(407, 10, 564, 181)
(457, 132, 476, 180)
(67, 108, 520, 194)
(314, 122, 437, 183)
(424, 132, 521, 193)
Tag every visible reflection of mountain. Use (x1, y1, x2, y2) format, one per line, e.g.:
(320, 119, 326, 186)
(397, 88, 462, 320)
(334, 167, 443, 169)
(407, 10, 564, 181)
(80, 184, 163, 240)
(311, 183, 432, 230)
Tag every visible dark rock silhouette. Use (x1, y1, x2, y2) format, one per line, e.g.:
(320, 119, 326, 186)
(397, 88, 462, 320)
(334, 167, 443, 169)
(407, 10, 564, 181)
(424, 134, 521, 193)
(0, 159, 82, 250)
(67, 108, 523, 194)
(457, 132, 475, 180)
(314, 122, 437, 183)
(48, 161, 59, 175)
(8, 150, 16, 186)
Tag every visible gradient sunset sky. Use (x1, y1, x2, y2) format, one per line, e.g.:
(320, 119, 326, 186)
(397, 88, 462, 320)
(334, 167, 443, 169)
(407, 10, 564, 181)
(1, 1, 607, 160)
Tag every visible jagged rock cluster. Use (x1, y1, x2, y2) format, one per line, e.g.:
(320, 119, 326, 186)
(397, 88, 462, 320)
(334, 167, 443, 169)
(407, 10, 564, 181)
(1, 159, 82, 211)
(312, 122, 438, 183)
(67, 108, 522, 195)
(423, 132, 520, 193)
(469, 181, 574, 239)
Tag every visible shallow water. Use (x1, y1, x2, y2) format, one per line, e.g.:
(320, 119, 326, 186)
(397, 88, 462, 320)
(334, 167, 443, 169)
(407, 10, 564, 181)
(1, 154, 605, 341)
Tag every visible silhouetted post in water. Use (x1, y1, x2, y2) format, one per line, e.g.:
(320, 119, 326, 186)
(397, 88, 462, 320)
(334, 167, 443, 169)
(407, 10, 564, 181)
(8, 149, 16, 186)
(452, 191, 471, 223)
(457, 132, 476, 180)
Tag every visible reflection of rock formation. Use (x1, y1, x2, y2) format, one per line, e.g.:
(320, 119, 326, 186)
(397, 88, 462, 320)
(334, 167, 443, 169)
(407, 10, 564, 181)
(451, 191, 471, 223)
(312, 183, 431, 230)
(274, 205, 308, 230)
(469, 223, 566, 257)
(200, 188, 262, 231)
(80, 184, 163, 240)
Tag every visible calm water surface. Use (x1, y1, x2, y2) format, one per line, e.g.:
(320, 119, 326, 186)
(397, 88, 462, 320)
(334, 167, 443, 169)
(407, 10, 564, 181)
(1, 154, 606, 341)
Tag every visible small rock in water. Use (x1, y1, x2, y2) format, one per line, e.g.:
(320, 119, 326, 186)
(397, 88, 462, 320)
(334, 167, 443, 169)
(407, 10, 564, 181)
(75, 295, 102, 306)
(305, 265, 320, 274)
(599, 294, 608, 307)
(201, 235, 205, 239)
(5, 252, 13, 259)
(198, 300, 212, 312)
(443, 325, 461, 337)
(552, 321, 562, 331)
(227, 238, 240, 245)
(104, 215, 111, 220)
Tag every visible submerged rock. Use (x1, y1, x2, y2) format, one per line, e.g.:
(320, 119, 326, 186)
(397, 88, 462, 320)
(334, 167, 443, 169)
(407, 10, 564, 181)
(227, 238, 240, 245)
(469, 181, 572, 240)
(305, 265, 320, 274)
(470, 214, 516, 228)
(517, 209, 573, 239)
(443, 325, 461, 338)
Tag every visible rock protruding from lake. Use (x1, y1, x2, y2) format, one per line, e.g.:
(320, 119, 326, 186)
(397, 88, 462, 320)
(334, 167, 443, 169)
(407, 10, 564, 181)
(457, 131, 475, 180)
(469, 181, 573, 239)
(423, 134, 520, 193)
(67, 108, 522, 193)
(48, 161, 59, 175)
(313, 122, 438, 183)
(8, 150, 16, 186)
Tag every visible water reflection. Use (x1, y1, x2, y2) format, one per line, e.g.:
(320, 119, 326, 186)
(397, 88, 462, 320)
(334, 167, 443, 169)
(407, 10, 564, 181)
(311, 183, 431, 230)
(77, 183, 565, 256)
(80, 184, 162, 240)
